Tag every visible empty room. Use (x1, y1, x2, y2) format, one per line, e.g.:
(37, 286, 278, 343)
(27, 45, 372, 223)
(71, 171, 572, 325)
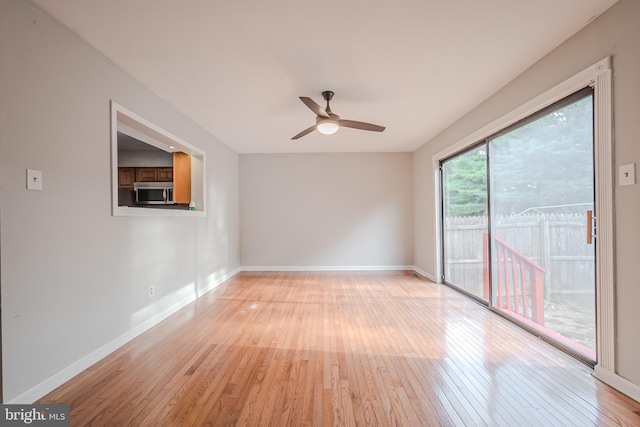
(2, 0, 640, 425)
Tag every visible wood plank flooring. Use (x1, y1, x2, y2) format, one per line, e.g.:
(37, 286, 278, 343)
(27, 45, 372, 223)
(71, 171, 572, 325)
(39, 271, 640, 426)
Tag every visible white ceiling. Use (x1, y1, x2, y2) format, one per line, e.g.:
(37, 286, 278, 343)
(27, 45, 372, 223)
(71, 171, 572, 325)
(32, 0, 617, 154)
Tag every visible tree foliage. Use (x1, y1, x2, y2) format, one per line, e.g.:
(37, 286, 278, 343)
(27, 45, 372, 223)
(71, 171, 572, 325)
(442, 145, 487, 216)
(443, 95, 593, 217)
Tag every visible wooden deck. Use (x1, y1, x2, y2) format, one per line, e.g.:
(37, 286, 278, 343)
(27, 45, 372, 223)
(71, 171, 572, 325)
(39, 271, 640, 426)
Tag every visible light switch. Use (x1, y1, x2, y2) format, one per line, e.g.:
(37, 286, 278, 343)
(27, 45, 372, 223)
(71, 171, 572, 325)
(619, 163, 636, 186)
(27, 169, 43, 191)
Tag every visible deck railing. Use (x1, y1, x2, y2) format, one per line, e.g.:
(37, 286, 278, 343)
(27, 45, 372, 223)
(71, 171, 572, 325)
(483, 233, 546, 325)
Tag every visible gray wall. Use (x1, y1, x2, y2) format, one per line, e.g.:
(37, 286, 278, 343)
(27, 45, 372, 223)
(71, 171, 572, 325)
(118, 149, 173, 167)
(0, 0, 239, 401)
(413, 0, 640, 386)
(240, 153, 413, 268)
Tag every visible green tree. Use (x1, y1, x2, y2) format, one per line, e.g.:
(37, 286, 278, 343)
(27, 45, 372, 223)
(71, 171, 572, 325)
(442, 145, 487, 216)
(443, 94, 593, 217)
(491, 96, 593, 215)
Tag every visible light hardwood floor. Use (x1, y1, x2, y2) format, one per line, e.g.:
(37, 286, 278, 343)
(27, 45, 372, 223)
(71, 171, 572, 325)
(39, 271, 640, 426)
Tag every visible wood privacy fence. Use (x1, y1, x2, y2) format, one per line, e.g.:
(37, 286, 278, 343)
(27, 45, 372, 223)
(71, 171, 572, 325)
(444, 213, 595, 300)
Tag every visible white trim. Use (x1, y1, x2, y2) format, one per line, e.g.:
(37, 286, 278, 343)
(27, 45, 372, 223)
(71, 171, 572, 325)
(594, 366, 640, 403)
(110, 100, 207, 217)
(432, 163, 443, 284)
(240, 265, 438, 282)
(240, 265, 415, 272)
(113, 206, 206, 218)
(593, 59, 616, 374)
(412, 266, 437, 283)
(239, 265, 439, 283)
(7, 268, 240, 404)
(431, 57, 619, 391)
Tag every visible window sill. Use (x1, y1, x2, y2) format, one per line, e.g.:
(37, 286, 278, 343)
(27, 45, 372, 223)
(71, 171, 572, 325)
(113, 206, 206, 217)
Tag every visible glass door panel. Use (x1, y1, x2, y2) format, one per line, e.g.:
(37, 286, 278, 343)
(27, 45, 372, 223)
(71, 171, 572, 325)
(488, 90, 595, 361)
(441, 144, 489, 302)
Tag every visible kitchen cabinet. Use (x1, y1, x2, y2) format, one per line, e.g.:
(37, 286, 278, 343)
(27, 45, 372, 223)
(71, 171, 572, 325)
(133, 167, 174, 183)
(118, 168, 135, 189)
(173, 152, 191, 204)
(135, 167, 158, 182)
(132, 167, 173, 183)
(157, 167, 173, 182)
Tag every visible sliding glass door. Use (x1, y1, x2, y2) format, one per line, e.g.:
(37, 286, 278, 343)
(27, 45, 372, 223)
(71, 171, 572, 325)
(441, 88, 596, 362)
(441, 144, 489, 302)
(489, 88, 595, 360)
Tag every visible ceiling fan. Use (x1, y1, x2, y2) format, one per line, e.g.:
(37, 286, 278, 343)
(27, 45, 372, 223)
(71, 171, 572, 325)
(291, 91, 385, 140)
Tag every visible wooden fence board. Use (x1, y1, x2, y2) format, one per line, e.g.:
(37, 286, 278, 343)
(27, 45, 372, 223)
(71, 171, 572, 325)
(444, 213, 594, 299)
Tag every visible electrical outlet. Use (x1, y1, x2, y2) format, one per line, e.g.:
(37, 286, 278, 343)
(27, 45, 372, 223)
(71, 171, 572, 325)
(148, 285, 155, 298)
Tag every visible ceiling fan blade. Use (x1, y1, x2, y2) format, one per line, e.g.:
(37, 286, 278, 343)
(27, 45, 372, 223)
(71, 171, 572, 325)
(299, 97, 329, 118)
(339, 119, 385, 132)
(291, 125, 317, 140)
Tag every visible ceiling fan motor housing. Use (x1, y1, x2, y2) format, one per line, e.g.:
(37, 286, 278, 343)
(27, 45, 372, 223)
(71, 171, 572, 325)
(322, 91, 335, 101)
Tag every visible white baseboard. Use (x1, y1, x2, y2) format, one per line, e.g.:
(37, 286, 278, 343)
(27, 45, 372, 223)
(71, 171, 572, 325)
(594, 365, 640, 403)
(411, 266, 437, 283)
(240, 265, 415, 272)
(7, 268, 240, 404)
(239, 265, 439, 284)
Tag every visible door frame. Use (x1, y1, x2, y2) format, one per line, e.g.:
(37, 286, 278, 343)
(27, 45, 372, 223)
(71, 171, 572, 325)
(432, 57, 614, 373)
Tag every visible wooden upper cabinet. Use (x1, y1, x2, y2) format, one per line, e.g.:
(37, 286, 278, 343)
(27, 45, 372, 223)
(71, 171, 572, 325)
(133, 167, 173, 182)
(157, 167, 173, 182)
(173, 152, 191, 204)
(135, 167, 158, 182)
(118, 168, 135, 189)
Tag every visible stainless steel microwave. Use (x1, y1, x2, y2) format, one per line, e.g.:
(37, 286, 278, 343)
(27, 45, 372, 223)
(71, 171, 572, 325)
(134, 182, 174, 205)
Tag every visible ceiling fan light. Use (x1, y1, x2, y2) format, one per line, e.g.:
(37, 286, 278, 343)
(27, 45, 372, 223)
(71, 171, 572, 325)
(316, 118, 339, 135)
